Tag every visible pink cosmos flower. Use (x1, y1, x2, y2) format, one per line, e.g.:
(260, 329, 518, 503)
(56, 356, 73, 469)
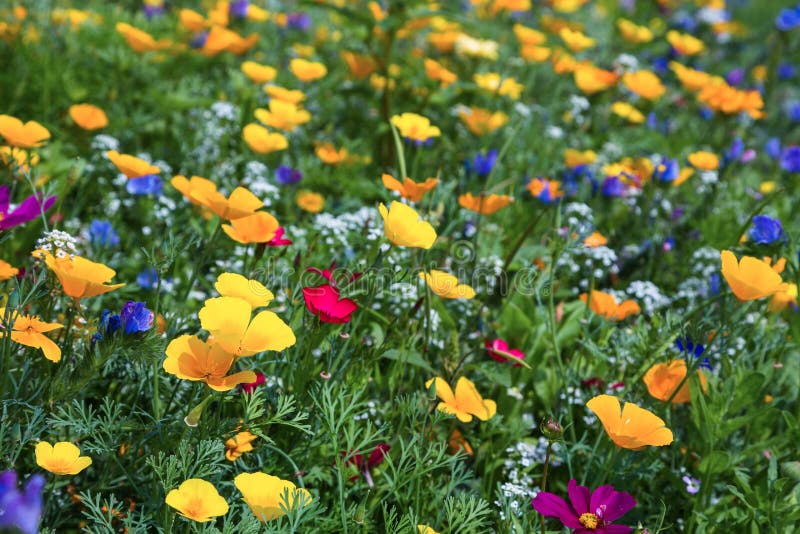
(532, 479, 636, 533)
(485, 338, 525, 367)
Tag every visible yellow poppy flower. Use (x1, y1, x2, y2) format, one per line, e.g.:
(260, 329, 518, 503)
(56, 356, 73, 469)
(666, 30, 705, 56)
(115, 22, 171, 52)
(617, 18, 653, 43)
(418, 526, 441, 534)
(68, 104, 108, 130)
(234, 472, 313, 522)
(264, 85, 306, 104)
(222, 211, 280, 244)
(611, 101, 645, 124)
(390, 113, 441, 143)
(687, 151, 719, 170)
(254, 101, 311, 132)
(289, 58, 327, 82)
(0, 259, 19, 280)
(178, 8, 207, 31)
(643, 360, 707, 404)
(378, 201, 437, 249)
(165, 479, 229, 523)
(35, 441, 92, 475)
(163, 335, 257, 391)
(0, 115, 50, 148)
(424, 58, 458, 87)
(241, 61, 277, 83)
(513, 24, 546, 45)
(242, 124, 288, 154)
(198, 297, 296, 356)
(564, 148, 597, 168)
(720, 251, 787, 301)
(381, 174, 438, 203)
(457, 107, 508, 136)
(170, 175, 218, 206)
(315, 142, 349, 165)
(579, 290, 640, 320)
(425, 377, 497, 423)
(457, 193, 513, 215)
(583, 231, 607, 248)
(191, 186, 264, 220)
(622, 70, 665, 100)
(105, 151, 159, 178)
(419, 270, 476, 299)
(574, 64, 619, 94)
(341, 50, 378, 79)
(214, 273, 274, 309)
(36, 251, 125, 299)
(225, 431, 258, 461)
(0, 308, 62, 362)
(586, 394, 673, 450)
(296, 191, 326, 213)
(559, 27, 595, 52)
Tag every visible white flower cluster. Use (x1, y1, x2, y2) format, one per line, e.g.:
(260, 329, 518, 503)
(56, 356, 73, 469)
(494, 437, 560, 518)
(91, 134, 119, 152)
(35, 229, 79, 257)
(187, 101, 241, 170)
(313, 207, 382, 251)
(674, 246, 720, 305)
(624, 280, 671, 314)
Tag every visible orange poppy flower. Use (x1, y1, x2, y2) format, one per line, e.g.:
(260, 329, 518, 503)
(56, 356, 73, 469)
(579, 290, 640, 320)
(643, 360, 707, 404)
(105, 151, 159, 179)
(0, 115, 50, 148)
(720, 251, 787, 301)
(458, 193, 513, 215)
(586, 394, 673, 450)
(68, 104, 108, 130)
(381, 174, 438, 203)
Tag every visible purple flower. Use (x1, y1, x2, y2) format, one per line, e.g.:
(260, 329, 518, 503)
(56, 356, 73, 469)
(532, 479, 636, 533)
(749, 215, 784, 245)
(190, 32, 209, 49)
(89, 219, 120, 248)
(466, 149, 498, 177)
(676, 336, 712, 370)
(143, 1, 166, 19)
(682, 475, 701, 494)
(601, 176, 626, 197)
(230, 0, 249, 18)
(287, 12, 312, 31)
(653, 158, 679, 182)
(0, 470, 45, 534)
(120, 301, 154, 334)
(725, 68, 745, 86)
(765, 138, 781, 159)
(0, 185, 56, 230)
(275, 165, 303, 185)
(137, 267, 158, 290)
(780, 146, 800, 173)
(126, 174, 163, 196)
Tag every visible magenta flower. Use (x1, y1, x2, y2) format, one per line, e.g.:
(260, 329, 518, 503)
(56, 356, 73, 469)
(303, 284, 358, 324)
(341, 443, 390, 486)
(0, 185, 56, 230)
(266, 227, 292, 247)
(532, 479, 636, 533)
(485, 338, 525, 366)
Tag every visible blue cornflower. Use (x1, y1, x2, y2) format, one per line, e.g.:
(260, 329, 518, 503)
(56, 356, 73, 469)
(749, 215, 784, 245)
(275, 165, 303, 185)
(137, 268, 158, 290)
(601, 176, 626, 197)
(88, 219, 120, 248)
(724, 138, 745, 164)
(676, 337, 712, 371)
(780, 146, 800, 173)
(776, 6, 800, 31)
(0, 470, 44, 534)
(466, 149, 498, 177)
(126, 174, 162, 196)
(653, 158, 679, 182)
(778, 63, 796, 80)
(101, 301, 154, 337)
(709, 273, 721, 296)
(765, 138, 781, 159)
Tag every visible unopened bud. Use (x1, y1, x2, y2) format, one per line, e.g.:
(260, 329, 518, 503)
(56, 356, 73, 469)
(540, 417, 563, 440)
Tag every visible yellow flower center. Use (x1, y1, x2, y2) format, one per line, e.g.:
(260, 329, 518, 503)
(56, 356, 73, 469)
(579, 513, 600, 529)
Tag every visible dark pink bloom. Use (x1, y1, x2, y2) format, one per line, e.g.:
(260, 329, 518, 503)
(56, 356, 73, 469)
(303, 284, 357, 323)
(485, 338, 525, 367)
(266, 227, 292, 247)
(306, 261, 362, 286)
(239, 372, 266, 393)
(341, 443, 390, 486)
(0, 185, 56, 230)
(532, 479, 635, 533)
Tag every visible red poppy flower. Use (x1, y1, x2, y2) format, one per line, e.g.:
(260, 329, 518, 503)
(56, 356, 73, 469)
(341, 443, 390, 486)
(303, 284, 357, 323)
(485, 338, 525, 367)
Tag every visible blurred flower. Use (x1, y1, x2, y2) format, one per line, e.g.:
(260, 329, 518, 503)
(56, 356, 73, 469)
(265, 85, 306, 104)
(473, 73, 524, 99)
(165, 479, 229, 523)
(163, 335, 257, 391)
(199, 296, 296, 356)
(574, 65, 619, 95)
(120, 301, 154, 334)
(137, 267, 158, 290)
(420, 270, 476, 299)
(34, 441, 91, 475)
(467, 149, 498, 176)
(342, 443, 390, 486)
(776, 6, 800, 31)
(0, 259, 19, 280)
(303, 284, 358, 323)
(178, 9, 207, 31)
(586, 394, 673, 449)
(532, 478, 635, 533)
(485, 338, 525, 366)
(682, 476, 701, 494)
(225, 431, 258, 461)
(35, 250, 125, 299)
(748, 215, 784, 245)
(390, 113, 441, 144)
(769, 283, 798, 312)
(617, 18, 653, 43)
(126, 174, 162, 195)
(234, 472, 312, 522)
(643, 360, 707, 404)
(222, 211, 280, 244)
(425, 377, 497, 422)
(315, 142, 349, 165)
(68, 104, 107, 130)
(447, 428, 473, 456)
(611, 101, 645, 124)
(378, 201, 437, 249)
(697, 82, 764, 119)
(527, 178, 564, 203)
(0, 146, 40, 173)
(242, 124, 288, 154)
(241, 61, 277, 84)
(780, 146, 800, 173)
(275, 166, 303, 185)
(342, 51, 378, 79)
(382, 174, 438, 203)
(290, 58, 327, 82)
(0, 185, 56, 230)
(622, 70, 666, 100)
(580, 290, 640, 320)
(255, 101, 311, 132)
(688, 151, 719, 171)
(667, 30, 705, 55)
(720, 250, 787, 301)
(0, 115, 50, 148)
(653, 158, 679, 182)
(564, 149, 596, 168)
(559, 28, 594, 52)
(105, 151, 159, 179)
(458, 107, 508, 135)
(115, 22, 171, 52)
(424, 58, 457, 87)
(418, 526, 440, 534)
(583, 232, 607, 248)
(239, 371, 266, 393)
(267, 227, 292, 247)
(296, 191, 325, 213)
(458, 193, 512, 215)
(0, 308, 62, 362)
(171, 175, 217, 206)
(215, 273, 274, 310)
(514, 24, 546, 45)
(0, 470, 44, 534)
(287, 12, 311, 31)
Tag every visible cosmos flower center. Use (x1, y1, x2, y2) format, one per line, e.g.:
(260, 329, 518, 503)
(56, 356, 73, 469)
(579, 512, 600, 529)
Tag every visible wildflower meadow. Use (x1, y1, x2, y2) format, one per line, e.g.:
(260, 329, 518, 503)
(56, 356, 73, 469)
(2, 0, 800, 532)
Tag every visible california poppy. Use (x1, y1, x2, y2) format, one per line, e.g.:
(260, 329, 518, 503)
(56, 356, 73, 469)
(720, 250, 787, 301)
(165, 479, 229, 523)
(381, 174, 438, 203)
(234, 472, 312, 522)
(378, 201, 437, 249)
(419, 270, 476, 299)
(163, 335, 257, 391)
(425, 377, 496, 423)
(579, 290, 640, 320)
(586, 394, 673, 449)
(457, 193, 513, 215)
(198, 297, 295, 356)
